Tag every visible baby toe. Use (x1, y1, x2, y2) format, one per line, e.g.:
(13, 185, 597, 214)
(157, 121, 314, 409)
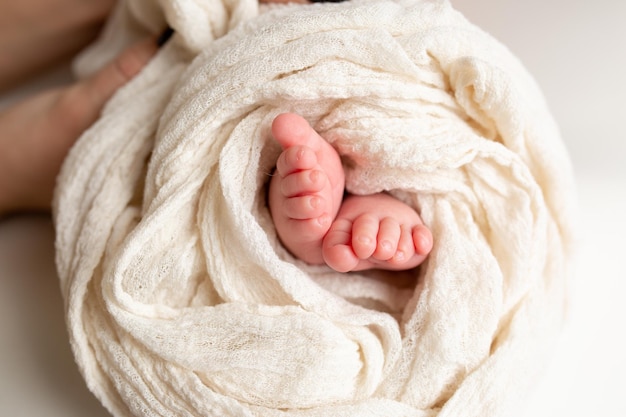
(288, 214, 332, 241)
(372, 217, 400, 260)
(390, 225, 416, 265)
(412, 224, 433, 255)
(276, 145, 317, 176)
(351, 214, 380, 259)
(284, 195, 326, 219)
(280, 169, 326, 197)
(323, 218, 360, 273)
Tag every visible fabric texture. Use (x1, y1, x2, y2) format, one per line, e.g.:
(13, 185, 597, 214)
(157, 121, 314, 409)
(54, 0, 576, 416)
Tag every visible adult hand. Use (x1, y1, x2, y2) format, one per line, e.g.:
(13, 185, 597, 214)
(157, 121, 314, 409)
(0, 37, 159, 217)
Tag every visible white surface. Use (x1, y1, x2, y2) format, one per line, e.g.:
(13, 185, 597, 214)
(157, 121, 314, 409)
(1, 0, 625, 415)
(0, 216, 110, 417)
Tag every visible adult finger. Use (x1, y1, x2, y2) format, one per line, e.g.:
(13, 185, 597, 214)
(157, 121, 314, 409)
(78, 37, 160, 119)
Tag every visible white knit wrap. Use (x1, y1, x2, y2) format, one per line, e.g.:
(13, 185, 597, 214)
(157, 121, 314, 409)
(54, 0, 576, 416)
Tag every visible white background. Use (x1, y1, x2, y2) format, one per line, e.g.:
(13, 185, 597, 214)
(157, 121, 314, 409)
(1, 0, 625, 415)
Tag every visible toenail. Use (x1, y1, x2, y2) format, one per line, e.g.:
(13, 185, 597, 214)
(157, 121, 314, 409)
(357, 235, 371, 245)
(380, 240, 392, 251)
(394, 250, 405, 261)
(310, 196, 320, 208)
(317, 214, 330, 227)
(309, 170, 319, 183)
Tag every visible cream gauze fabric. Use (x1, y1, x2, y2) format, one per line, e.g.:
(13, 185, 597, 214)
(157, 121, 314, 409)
(54, 0, 577, 416)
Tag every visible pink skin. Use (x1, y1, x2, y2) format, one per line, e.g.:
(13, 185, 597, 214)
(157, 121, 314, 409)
(268, 113, 433, 273)
(268, 113, 346, 265)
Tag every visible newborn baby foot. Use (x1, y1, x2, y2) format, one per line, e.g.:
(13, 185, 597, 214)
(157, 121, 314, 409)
(322, 193, 433, 272)
(268, 113, 345, 265)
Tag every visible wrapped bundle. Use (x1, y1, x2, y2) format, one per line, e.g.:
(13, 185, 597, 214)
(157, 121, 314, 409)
(54, 0, 576, 415)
